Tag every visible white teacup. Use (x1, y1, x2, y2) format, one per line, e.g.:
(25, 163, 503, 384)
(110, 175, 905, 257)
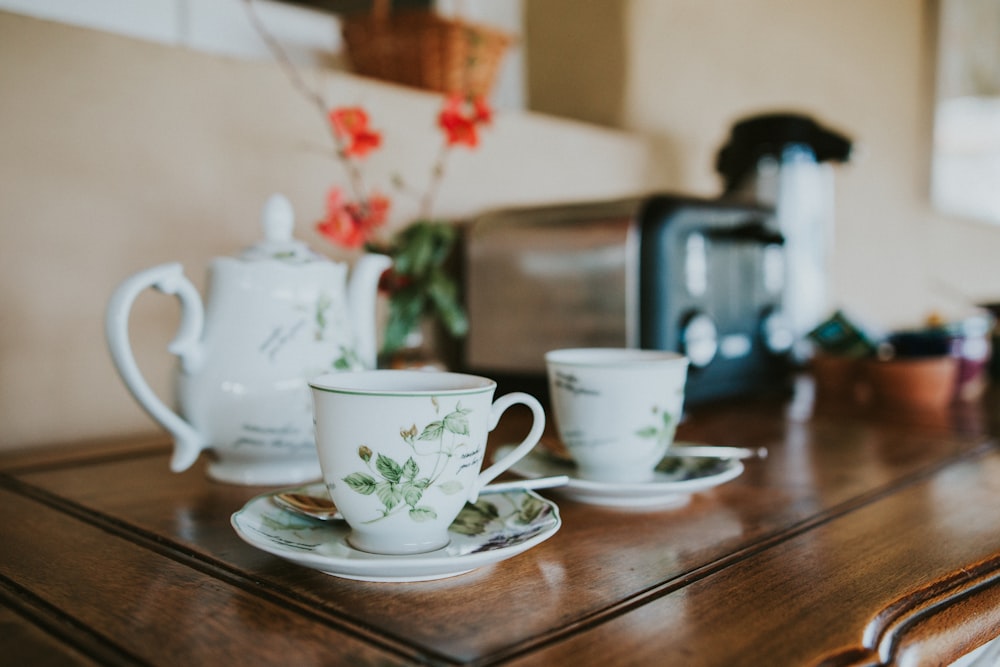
(309, 370, 545, 555)
(545, 348, 689, 484)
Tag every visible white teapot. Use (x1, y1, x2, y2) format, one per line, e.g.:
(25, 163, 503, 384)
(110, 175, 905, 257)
(106, 194, 391, 485)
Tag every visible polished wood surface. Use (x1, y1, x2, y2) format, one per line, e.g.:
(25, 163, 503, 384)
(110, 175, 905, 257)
(3, 378, 1000, 666)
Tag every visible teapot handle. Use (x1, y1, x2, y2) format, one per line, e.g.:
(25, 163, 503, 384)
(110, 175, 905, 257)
(105, 263, 207, 472)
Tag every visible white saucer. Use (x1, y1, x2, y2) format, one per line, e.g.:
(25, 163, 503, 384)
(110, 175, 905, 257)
(231, 484, 561, 582)
(494, 444, 744, 509)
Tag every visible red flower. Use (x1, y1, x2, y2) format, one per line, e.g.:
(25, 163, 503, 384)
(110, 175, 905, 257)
(471, 96, 493, 124)
(316, 187, 390, 249)
(329, 107, 382, 158)
(438, 95, 493, 148)
(317, 98, 492, 251)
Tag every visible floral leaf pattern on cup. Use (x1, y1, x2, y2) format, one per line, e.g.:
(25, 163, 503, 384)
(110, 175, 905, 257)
(635, 407, 678, 446)
(552, 371, 599, 397)
(341, 399, 474, 524)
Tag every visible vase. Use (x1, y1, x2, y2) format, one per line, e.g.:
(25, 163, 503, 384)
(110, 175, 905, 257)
(382, 318, 448, 371)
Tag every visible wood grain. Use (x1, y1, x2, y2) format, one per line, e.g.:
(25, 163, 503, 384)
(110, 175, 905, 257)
(2, 383, 998, 665)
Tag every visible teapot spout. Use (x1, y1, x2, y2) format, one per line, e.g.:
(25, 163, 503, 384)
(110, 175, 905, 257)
(348, 253, 393, 368)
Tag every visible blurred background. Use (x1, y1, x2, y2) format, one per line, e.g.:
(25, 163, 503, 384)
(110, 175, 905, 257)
(2, 0, 998, 449)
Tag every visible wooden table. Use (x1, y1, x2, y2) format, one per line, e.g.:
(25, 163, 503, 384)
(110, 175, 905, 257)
(4, 377, 1000, 666)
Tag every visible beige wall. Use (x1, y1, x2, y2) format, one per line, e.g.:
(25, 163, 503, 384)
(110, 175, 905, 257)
(527, 0, 1000, 328)
(0, 11, 658, 450)
(7, 2, 1000, 451)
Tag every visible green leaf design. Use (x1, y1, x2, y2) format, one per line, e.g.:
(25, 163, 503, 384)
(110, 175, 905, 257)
(376, 453, 403, 483)
(339, 397, 479, 524)
(636, 407, 678, 443)
(376, 482, 402, 511)
(343, 472, 378, 495)
(517, 495, 548, 524)
(437, 480, 463, 495)
(402, 457, 419, 482)
(314, 292, 331, 339)
(331, 345, 361, 371)
(443, 406, 470, 436)
(402, 483, 424, 507)
(409, 507, 437, 522)
(419, 420, 445, 441)
(451, 500, 499, 536)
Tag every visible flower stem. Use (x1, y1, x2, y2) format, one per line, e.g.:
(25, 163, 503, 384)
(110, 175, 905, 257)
(420, 141, 452, 220)
(242, 0, 370, 205)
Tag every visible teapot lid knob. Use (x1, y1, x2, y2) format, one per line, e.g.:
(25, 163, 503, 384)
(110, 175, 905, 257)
(261, 193, 294, 242)
(242, 194, 316, 261)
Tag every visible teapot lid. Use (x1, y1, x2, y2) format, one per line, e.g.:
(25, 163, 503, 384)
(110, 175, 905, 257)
(240, 194, 320, 262)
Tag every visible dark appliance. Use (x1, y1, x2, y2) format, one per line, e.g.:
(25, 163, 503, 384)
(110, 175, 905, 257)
(716, 112, 853, 360)
(459, 193, 793, 404)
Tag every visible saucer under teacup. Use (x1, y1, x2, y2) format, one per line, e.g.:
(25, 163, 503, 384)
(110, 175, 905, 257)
(231, 484, 561, 582)
(493, 443, 744, 509)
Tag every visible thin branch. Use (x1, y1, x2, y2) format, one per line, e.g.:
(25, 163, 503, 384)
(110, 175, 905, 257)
(241, 0, 368, 203)
(420, 141, 453, 221)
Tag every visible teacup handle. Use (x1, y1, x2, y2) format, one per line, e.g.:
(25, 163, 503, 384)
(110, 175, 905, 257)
(472, 392, 546, 502)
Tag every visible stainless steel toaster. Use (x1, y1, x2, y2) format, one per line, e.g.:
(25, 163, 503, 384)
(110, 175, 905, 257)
(458, 194, 794, 404)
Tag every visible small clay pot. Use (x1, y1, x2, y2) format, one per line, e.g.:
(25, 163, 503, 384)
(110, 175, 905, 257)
(810, 353, 862, 402)
(862, 356, 959, 411)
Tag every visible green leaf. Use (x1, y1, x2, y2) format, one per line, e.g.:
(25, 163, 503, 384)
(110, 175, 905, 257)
(437, 480, 463, 495)
(419, 420, 445, 441)
(427, 274, 469, 337)
(382, 285, 427, 354)
(397, 222, 455, 273)
(409, 507, 437, 522)
(343, 472, 378, 495)
(374, 221, 467, 355)
(443, 409, 470, 436)
(636, 426, 659, 439)
(402, 483, 424, 507)
(376, 453, 403, 483)
(376, 482, 401, 510)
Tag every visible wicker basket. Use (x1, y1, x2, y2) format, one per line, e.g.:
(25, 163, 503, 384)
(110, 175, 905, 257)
(342, 0, 512, 98)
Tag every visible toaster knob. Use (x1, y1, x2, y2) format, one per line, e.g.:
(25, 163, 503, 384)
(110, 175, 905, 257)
(681, 313, 718, 368)
(761, 308, 794, 354)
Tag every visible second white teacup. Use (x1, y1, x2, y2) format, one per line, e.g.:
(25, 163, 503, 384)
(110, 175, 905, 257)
(309, 370, 545, 555)
(545, 348, 689, 484)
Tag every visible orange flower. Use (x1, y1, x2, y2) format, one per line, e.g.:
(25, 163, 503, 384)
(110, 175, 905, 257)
(329, 107, 382, 158)
(316, 97, 492, 250)
(438, 95, 492, 148)
(316, 187, 390, 249)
